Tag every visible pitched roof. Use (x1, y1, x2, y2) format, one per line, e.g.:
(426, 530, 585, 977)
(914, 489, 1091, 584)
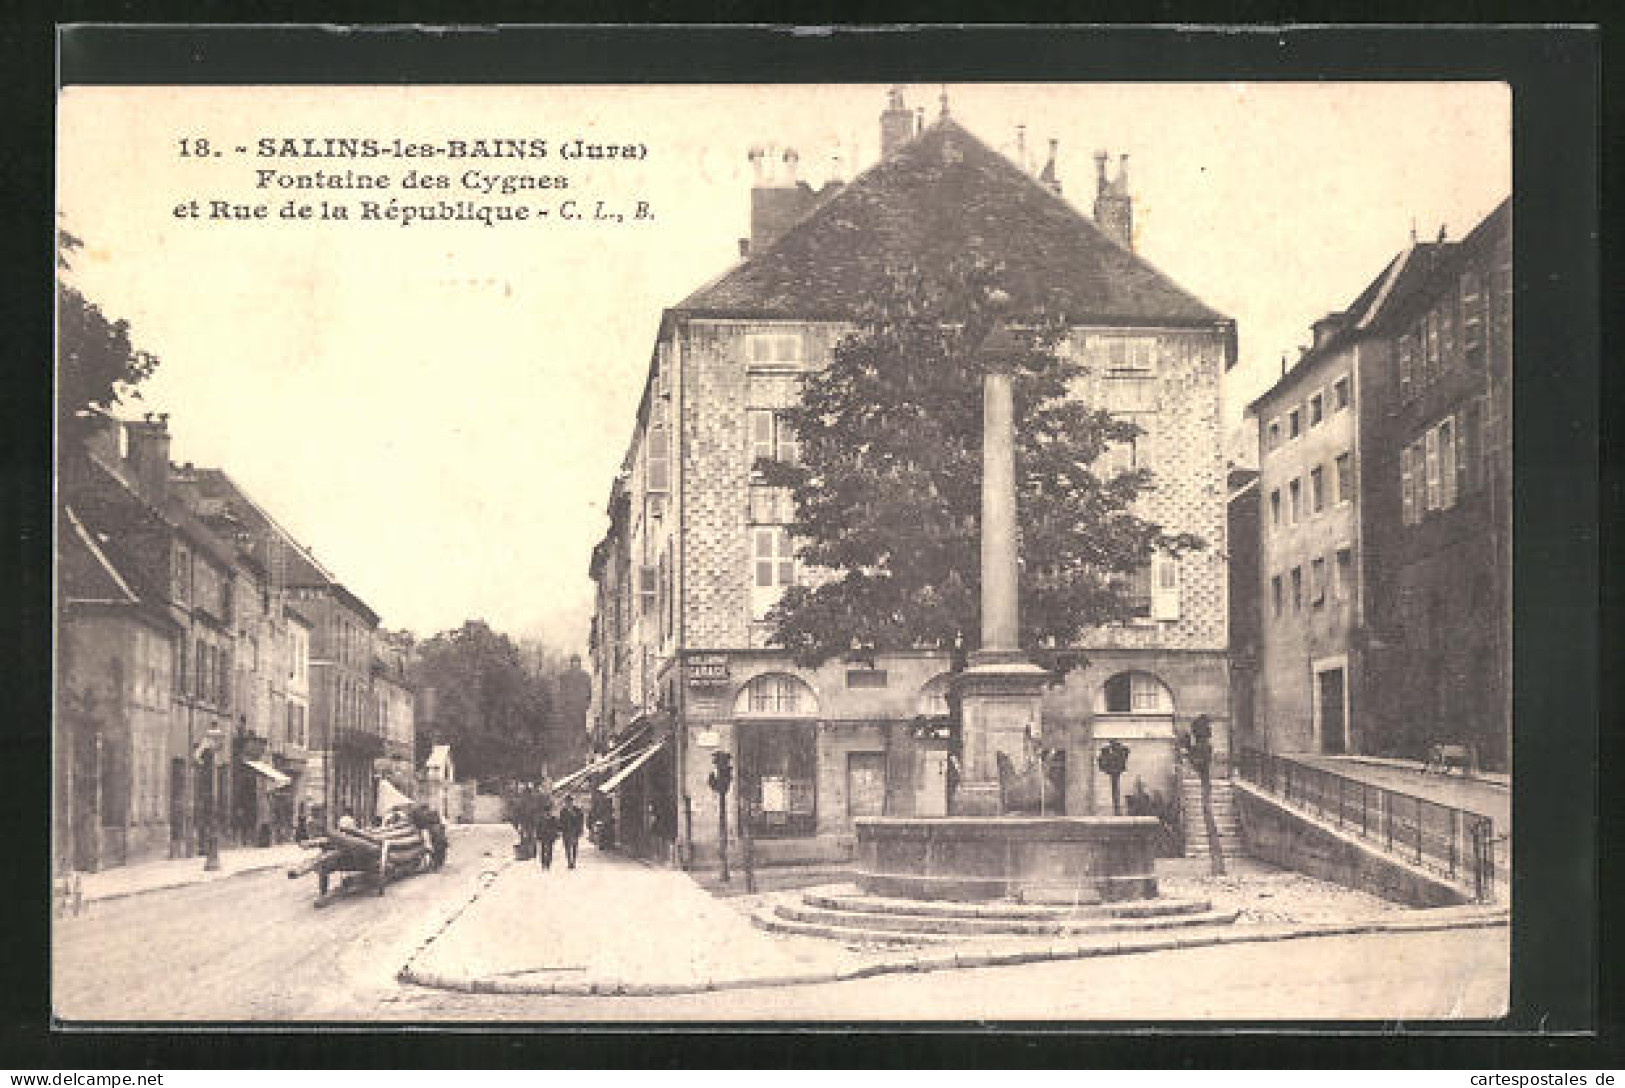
(1248, 239, 1457, 413)
(183, 467, 336, 588)
(676, 118, 1227, 326)
(60, 505, 140, 606)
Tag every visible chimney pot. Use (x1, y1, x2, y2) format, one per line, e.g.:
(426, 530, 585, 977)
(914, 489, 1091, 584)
(880, 87, 915, 157)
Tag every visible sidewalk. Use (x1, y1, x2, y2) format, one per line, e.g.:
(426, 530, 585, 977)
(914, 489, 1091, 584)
(66, 824, 488, 907)
(400, 845, 1508, 997)
(403, 845, 862, 994)
(68, 841, 309, 906)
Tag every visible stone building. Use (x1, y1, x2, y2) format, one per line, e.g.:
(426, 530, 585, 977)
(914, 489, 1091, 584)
(587, 90, 1234, 866)
(61, 416, 249, 865)
(1245, 199, 1510, 769)
(1366, 201, 1512, 769)
(57, 502, 181, 870)
(372, 632, 418, 795)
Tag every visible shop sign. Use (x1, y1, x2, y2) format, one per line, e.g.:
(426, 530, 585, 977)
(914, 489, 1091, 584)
(686, 654, 730, 687)
(693, 729, 719, 748)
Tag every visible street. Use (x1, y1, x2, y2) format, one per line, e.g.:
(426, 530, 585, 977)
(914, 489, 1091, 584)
(53, 824, 1507, 1023)
(52, 826, 512, 1021)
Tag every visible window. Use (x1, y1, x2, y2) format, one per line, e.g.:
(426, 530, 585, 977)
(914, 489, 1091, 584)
(1290, 567, 1303, 612)
(1335, 452, 1352, 505)
(1310, 466, 1326, 514)
(1267, 419, 1281, 451)
(1463, 400, 1483, 494)
(746, 673, 806, 715)
(1440, 299, 1456, 364)
(1103, 671, 1171, 714)
(1309, 393, 1323, 427)
(1288, 409, 1301, 439)
(1152, 554, 1180, 621)
(1271, 575, 1283, 619)
(747, 410, 799, 474)
(1335, 547, 1353, 601)
(1398, 332, 1417, 397)
(845, 669, 888, 689)
(1461, 268, 1485, 363)
(1425, 427, 1441, 510)
(1332, 376, 1351, 411)
(1099, 429, 1148, 480)
(1124, 563, 1153, 619)
(1269, 489, 1281, 529)
(747, 331, 803, 369)
(1424, 309, 1441, 376)
(1438, 418, 1458, 509)
(646, 398, 670, 493)
(1289, 478, 1302, 524)
(1311, 556, 1327, 606)
(1099, 337, 1158, 414)
(751, 526, 796, 620)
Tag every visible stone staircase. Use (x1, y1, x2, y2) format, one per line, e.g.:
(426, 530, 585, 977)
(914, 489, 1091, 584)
(751, 885, 1238, 946)
(1181, 770, 1246, 860)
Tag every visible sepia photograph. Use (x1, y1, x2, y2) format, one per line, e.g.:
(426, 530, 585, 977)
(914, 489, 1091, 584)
(52, 63, 1521, 1025)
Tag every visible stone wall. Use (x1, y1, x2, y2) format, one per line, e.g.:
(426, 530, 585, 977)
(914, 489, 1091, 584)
(1235, 781, 1470, 907)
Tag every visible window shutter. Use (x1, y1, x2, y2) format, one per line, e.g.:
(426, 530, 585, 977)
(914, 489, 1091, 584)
(1439, 418, 1457, 509)
(1401, 445, 1415, 525)
(1151, 554, 1180, 621)
(1424, 430, 1440, 510)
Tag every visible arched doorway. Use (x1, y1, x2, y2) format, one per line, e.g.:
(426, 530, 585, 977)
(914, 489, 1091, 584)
(733, 673, 819, 838)
(1091, 670, 1179, 817)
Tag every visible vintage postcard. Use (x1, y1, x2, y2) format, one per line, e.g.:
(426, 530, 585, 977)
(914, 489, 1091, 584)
(55, 62, 1518, 1023)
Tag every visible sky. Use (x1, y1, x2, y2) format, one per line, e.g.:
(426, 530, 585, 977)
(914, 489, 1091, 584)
(57, 82, 1510, 652)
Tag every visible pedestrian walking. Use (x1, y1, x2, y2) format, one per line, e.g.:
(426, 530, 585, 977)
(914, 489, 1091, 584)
(535, 803, 560, 870)
(558, 795, 584, 869)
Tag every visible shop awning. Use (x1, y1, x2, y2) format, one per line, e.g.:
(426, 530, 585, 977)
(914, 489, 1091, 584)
(597, 738, 669, 794)
(552, 729, 653, 793)
(243, 759, 291, 789)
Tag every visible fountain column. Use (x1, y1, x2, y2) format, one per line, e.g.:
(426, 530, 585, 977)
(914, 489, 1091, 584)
(951, 320, 1050, 817)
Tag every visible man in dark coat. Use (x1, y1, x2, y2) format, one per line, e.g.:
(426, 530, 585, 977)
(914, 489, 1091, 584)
(534, 800, 560, 869)
(557, 796, 585, 869)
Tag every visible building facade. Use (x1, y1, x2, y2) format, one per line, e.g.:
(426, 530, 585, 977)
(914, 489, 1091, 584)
(57, 416, 393, 870)
(1247, 200, 1510, 769)
(588, 92, 1234, 865)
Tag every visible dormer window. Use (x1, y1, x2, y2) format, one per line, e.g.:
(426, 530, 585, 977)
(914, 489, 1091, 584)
(747, 331, 803, 370)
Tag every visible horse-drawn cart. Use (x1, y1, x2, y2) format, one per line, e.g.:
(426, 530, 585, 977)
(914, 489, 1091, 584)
(287, 820, 438, 907)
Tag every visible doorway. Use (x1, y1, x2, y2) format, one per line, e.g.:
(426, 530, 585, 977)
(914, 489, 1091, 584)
(846, 752, 886, 819)
(1318, 667, 1347, 755)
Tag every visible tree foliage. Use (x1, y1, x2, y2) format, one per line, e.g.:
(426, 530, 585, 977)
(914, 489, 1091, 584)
(57, 230, 161, 451)
(758, 260, 1204, 668)
(411, 620, 554, 781)
(408, 620, 593, 783)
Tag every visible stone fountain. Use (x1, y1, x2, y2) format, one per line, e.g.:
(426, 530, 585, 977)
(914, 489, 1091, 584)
(852, 312, 1163, 905)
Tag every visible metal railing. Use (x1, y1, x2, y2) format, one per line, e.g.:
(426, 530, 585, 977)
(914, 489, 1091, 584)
(1237, 747, 1496, 902)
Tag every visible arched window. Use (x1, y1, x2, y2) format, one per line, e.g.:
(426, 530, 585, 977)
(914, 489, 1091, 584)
(733, 673, 818, 718)
(1098, 670, 1174, 715)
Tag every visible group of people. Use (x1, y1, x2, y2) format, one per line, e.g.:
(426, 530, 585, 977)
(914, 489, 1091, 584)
(506, 782, 586, 871)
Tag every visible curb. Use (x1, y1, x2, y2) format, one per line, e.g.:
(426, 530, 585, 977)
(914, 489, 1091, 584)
(393, 855, 516, 986)
(77, 858, 298, 908)
(74, 826, 487, 909)
(397, 904, 1509, 999)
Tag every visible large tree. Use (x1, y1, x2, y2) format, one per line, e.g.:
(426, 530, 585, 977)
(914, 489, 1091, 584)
(758, 260, 1203, 669)
(411, 620, 554, 782)
(57, 230, 160, 453)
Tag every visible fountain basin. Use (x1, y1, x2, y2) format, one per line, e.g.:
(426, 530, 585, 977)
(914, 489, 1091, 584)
(854, 816, 1161, 904)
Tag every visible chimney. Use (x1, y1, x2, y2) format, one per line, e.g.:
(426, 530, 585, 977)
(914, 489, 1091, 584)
(1015, 125, 1029, 173)
(1311, 312, 1347, 351)
(80, 407, 122, 466)
(880, 85, 914, 157)
(1093, 149, 1134, 250)
(125, 413, 171, 505)
(749, 144, 816, 252)
(738, 238, 750, 258)
(915, 106, 924, 135)
(1038, 138, 1061, 196)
